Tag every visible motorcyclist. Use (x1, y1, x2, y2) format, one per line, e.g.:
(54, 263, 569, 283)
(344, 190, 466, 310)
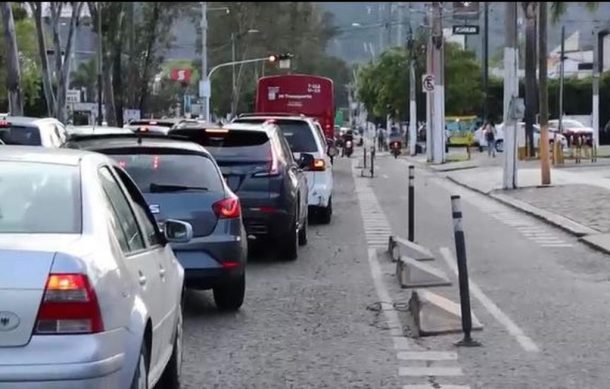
(342, 130, 354, 157)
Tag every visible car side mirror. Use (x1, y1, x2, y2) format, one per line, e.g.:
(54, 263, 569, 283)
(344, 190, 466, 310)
(298, 153, 314, 170)
(164, 219, 193, 243)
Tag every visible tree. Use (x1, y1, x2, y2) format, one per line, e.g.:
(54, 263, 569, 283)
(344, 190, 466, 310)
(1, 2, 23, 115)
(521, 2, 537, 157)
(30, 2, 85, 122)
(356, 40, 484, 122)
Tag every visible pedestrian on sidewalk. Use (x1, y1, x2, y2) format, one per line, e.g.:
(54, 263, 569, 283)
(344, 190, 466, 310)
(485, 120, 497, 158)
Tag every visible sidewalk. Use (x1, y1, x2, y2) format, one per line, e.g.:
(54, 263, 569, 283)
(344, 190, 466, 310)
(439, 165, 610, 254)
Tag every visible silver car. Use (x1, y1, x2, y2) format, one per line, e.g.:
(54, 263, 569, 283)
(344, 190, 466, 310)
(0, 146, 190, 388)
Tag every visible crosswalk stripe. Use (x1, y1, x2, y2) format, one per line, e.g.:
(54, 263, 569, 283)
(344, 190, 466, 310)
(399, 367, 463, 376)
(402, 385, 470, 389)
(397, 351, 458, 361)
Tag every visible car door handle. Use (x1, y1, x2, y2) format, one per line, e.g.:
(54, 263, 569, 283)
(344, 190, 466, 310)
(138, 271, 147, 286)
(159, 266, 166, 278)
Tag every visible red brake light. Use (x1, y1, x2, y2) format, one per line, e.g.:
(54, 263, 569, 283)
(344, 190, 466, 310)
(0, 120, 9, 128)
(311, 158, 326, 171)
(213, 196, 241, 219)
(253, 147, 280, 177)
(35, 274, 103, 334)
(221, 261, 240, 269)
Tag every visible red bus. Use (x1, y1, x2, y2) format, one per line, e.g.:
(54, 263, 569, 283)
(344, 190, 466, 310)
(255, 74, 335, 139)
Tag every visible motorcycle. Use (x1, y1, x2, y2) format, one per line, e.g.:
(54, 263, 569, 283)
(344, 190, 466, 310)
(343, 139, 354, 158)
(390, 140, 401, 159)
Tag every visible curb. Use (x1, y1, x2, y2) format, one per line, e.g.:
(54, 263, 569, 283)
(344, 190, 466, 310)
(578, 234, 610, 255)
(445, 176, 598, 238)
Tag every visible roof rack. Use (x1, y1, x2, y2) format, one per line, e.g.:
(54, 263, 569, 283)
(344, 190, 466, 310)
(237, 112, 306, 118)
(65, 132, 189, 145)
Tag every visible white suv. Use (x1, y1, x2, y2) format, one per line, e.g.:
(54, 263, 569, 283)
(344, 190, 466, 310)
(233, 114, 334, 223)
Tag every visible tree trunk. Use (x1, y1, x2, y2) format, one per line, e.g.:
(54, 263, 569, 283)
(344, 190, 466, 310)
(523, 2, 538, 157)
(103, 55, 116, 125)
(55, 2, 84, 123)
(138, 2, 160, 112)
(1, 3, 23, 115)
(31, 2, 55, 115)
(538, 2, 550, 184)
(112, 3, 125, 126)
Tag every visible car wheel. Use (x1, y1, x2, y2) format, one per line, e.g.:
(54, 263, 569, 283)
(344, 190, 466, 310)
(130, 341, 149, 389)
(213, 274, 245, 311)
(495, 140, 504, 153)
(298, 211, 308, 246)
(280, 215, 299, 261)
(319, 197, 332, 224)
(158, 306, 183, 389)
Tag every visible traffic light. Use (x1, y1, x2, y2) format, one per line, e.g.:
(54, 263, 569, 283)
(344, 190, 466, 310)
(453, 1, 479, 19)
(268, 53, 293, 62)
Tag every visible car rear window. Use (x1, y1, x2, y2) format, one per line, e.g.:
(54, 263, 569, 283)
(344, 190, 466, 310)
(171, 129, 272, 161)
(0, 162, 81, 233)
(236, 119, 317, 153)
(0, 125, 42, 146)
(110, 152, 224, 193)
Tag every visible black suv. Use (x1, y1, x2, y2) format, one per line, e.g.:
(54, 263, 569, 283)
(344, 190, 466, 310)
(170, 122, 310, 260)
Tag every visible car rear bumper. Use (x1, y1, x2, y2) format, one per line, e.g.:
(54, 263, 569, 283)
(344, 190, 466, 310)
(242, 208, 293, 240)
(0, 329, 126, 387)
(171, 234, 247, 289)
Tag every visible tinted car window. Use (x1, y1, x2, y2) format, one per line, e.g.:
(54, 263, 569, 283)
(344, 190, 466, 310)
(237, 119, 317, 152)
(0, 162, 81, 233)
(172, 129, 272, 161)
(98, 167, 146, 253)
(112, 167, 162, 247)
(110, 152, 224, 193)
(0, 125, 42, 146)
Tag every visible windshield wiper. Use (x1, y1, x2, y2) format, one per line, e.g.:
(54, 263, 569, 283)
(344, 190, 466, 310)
(149, 183, 209, 193)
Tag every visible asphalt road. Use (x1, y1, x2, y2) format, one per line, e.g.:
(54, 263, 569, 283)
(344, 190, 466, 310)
(180, 148, 610, 388)
(181, 156, 402, 389)
(371, 150, 610, 389)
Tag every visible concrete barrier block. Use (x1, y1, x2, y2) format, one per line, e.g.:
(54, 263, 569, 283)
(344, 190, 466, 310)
(409, 289, 483, 337)
(394, 236, 435, 261)
(396, 256, 452, 289)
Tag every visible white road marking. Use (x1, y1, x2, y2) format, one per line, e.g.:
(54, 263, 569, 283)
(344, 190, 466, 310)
(402, 385, 470, 389)
(399, 367, 463, 376)
(439, 247, 540, 353)
(383, 174, 389, 179)
(353, 160, 469, 387)
(398, 351, 458, 361)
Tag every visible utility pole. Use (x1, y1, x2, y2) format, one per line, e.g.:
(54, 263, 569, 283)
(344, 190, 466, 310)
(558, 25, 565, 135)
(538, 2, 550, 185)
(593, 27, 600, 148)
(378, 3, 384, 54)
(431, 1, 444, 164)
(482, 2, 489, 122)
(502, 2, 518, 189)
(96, 2, 102, 125)
(201, 2, 209, 121)
(231, 32, 236, 118)
(397, 3, 403, 48)
(425, 6, 433, 162)
(408, 4, 416, 156)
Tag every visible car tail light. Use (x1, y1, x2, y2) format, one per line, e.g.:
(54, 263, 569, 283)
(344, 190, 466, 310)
(213, 196, 241, 219)
(253, 147, 280, 177)
(311, 159, 326, 171)
(0, 120, 10, 128)
(35, 273, 103, 335)
(221, 261, 240, 269)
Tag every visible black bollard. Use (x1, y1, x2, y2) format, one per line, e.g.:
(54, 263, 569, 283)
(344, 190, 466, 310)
(451, 195, 481, 347)
(408, 166, 415, 242)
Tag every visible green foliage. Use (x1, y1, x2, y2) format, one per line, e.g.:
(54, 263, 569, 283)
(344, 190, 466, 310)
(0, 13, 40, 111)
(356, 41, 484, 122)
(192, 2, 350, 117)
